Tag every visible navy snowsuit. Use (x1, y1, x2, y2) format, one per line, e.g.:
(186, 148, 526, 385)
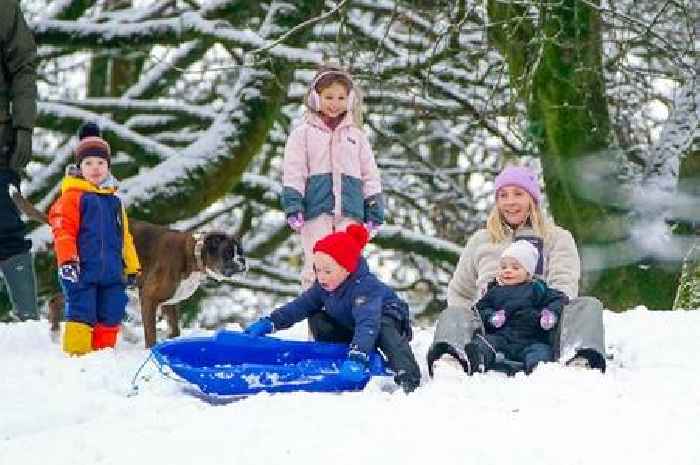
(49, 175, 140, 327)
(472, 279, 569, 373)
(269, 259, 420, 388)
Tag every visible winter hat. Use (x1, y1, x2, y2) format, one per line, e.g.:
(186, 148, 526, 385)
(501, 240, 539, 276)
(494, 165, 541, 204)
(313, 224, 369, 273)
(75, 122, 111, 166)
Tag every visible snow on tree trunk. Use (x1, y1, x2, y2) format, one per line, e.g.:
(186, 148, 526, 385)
(674, 243, 700, 310)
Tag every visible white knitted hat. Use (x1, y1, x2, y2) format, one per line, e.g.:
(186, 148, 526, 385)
(501, 240, 539, 276)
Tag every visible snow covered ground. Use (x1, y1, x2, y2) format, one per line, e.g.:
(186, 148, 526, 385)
(1, 307, 698, 465)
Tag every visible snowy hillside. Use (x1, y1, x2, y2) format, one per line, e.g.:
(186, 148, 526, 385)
(2, 308, 699, 465)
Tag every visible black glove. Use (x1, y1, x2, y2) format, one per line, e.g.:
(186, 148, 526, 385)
(10, 128, 32, 172)
(59, 261, 80, 283)
(0, 124, 13, 168)
(126, 273, 139, 290)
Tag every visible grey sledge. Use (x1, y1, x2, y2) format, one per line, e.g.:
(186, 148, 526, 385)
(427, 296, 607, 376)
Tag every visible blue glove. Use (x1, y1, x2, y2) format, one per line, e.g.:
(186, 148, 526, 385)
(59, 261, 80, 283)
(338, 349, 370, 383)
(245, 317, 274, 337)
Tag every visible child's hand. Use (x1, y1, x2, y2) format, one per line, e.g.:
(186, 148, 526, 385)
(489, 309, 506, 328)
(245, 317, 274, 337)
(287, 212, 304, 232)
(59, 261, 80, 283)
(364, 221, 379, 237)
(540, 308, 558, 330)
(126, 273, 139, 289)
(338, 349, 370, 382)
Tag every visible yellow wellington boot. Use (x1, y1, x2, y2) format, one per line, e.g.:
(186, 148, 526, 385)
(62, 321, 93, 356)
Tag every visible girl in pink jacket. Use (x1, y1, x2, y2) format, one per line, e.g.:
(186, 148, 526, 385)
(282, 65, 384, 288)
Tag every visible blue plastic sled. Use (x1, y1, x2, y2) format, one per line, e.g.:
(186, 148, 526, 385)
(150, 330, 389, 396)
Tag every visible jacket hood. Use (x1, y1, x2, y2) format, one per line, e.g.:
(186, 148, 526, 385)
(60, 173, 117, 195)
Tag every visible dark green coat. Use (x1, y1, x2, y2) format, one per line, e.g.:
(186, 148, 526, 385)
(0, 1, 36, 166)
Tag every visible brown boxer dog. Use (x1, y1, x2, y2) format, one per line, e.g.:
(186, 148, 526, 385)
(129, 220, 246, 347)
(14, 190, 246, 348)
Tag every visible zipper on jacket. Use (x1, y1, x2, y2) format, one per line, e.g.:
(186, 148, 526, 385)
(97, 194, 105, 279)
(329, 129, 337, 217)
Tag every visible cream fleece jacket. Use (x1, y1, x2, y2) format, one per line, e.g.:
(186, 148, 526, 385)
(446, 225, 580, 310)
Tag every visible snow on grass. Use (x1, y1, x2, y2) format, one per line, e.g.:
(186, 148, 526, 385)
(1, 307, 698, 465)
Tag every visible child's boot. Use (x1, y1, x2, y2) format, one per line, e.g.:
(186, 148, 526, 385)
(92, 323, 120, 350)
(62, 321, 93, 355)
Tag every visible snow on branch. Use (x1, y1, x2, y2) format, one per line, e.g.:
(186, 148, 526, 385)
(54, 97, 217, 122)
(34, 14, 320, 64)
(373, 225, 462, 265)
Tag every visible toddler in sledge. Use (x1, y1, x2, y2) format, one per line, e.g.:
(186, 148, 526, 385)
(464, 240, 568, 375)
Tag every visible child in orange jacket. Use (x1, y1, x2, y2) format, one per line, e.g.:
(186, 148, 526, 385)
(49, 123, 140, 355)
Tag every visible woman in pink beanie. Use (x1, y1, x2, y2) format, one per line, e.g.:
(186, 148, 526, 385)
(427, 164, 607, 376)
(245, 224, 421, 393)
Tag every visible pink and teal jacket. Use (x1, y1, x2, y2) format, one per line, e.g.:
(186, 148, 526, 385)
(282, 112, 384, 224)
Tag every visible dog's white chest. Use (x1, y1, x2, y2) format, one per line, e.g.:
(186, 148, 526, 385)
(159, 271, 205, 307)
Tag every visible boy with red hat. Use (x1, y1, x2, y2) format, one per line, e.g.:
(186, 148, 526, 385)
(246, 224, 421, 393)
(48, 122, 140, 355)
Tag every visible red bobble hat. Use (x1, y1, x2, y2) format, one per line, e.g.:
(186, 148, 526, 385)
(313, 224, 369, 273)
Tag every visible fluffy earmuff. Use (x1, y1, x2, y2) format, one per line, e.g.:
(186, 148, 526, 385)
(306, 69, 355, 112)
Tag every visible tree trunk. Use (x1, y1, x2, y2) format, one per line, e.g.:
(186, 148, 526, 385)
(487, 0, 680, 310)
(673, 111, 700, 309)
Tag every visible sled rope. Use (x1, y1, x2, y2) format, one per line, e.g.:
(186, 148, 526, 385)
(128, 350, 191, 397)
(128, 351, 155, 397)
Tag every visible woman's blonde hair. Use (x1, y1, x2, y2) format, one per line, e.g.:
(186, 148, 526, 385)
(486, 196, 552, 243)
(304, 64, 365, 128)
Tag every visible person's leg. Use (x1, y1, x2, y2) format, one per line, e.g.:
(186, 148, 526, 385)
(554, 296, 606, 372)
(519, 343, 554, 374)
(308, 311, 353, 343)
(299, 215, 334, 290)
(376, 315, 421, 393)
(61, 279, 97, 355)
(94, 281, 128, 349)
(0, 251, 37, 320)
(426, 305, 482, 376)
(300, 215, 334, 340)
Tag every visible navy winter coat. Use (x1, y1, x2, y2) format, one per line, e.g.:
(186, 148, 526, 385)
(269, 259, 410, 355)
(476, 279, 569, 346)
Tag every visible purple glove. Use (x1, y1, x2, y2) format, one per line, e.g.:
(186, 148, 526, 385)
(489, 309, 506, 328)
(287, 212, 304, 232)
(364, 221, 379, 235)
(540, 308, 558, 330)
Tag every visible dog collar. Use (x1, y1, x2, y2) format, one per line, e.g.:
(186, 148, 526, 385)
(193, 232, 206, 272)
